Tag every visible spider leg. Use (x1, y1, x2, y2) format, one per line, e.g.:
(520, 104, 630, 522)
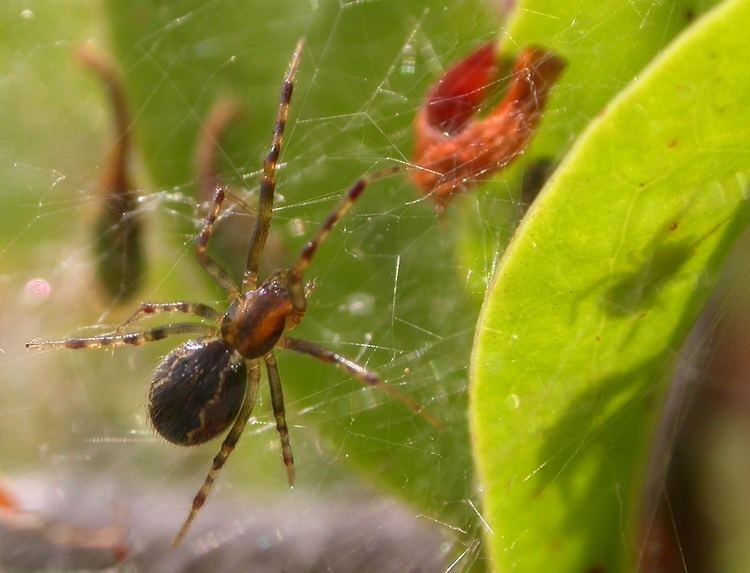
(173, 359, 261, 547)
(278, 336, 442, 429)
(291, 166, 402, 277)
(196, 187, 241, 298)
(264, 352, 295, 487)
(26, 323, 216, 351)
(114, 302, 222, 332)
(287, 166, 402, 312)
(242, 39, 304, 292)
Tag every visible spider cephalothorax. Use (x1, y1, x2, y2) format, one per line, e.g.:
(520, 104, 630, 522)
(221, 270, 303, 359)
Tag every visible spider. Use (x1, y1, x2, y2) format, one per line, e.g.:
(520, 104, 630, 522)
(27, 39, 439, 547)
(411, 43, 566, 212)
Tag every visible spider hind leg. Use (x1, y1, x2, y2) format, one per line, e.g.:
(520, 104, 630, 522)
(173, 359, 261, 547)
(265, 352, 295, 486)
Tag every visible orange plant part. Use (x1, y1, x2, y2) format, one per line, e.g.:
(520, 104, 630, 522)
(0, 482, 19, 513)
(412, 43, 565, 211)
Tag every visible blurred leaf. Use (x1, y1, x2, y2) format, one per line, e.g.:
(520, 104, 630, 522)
(471, 0, 750, 570)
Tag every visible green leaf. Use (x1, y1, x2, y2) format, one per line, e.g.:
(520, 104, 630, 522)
(501, 0, 706, 163)
(471, 0, 750, 571)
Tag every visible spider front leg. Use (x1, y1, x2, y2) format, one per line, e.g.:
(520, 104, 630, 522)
(173, 359, 261, 548)
(278, 336, 442, 429)
(27, 323, 216, 351)
(114, 302, 222, 333)
(286, 166, 402, 311)
(242, 39, 304, 292)
(265, 352, 295, 486)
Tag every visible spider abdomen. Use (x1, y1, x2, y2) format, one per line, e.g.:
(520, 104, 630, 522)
(149, 338, 247, 446)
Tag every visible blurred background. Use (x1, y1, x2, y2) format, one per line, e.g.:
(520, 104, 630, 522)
(1, 1, 495, 570)
(1, 1, 749, 572)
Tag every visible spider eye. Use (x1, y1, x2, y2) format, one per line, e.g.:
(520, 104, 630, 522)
(149, 339, 247, 446)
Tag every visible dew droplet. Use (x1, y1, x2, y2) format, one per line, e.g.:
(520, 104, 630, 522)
(340, 292, 375, 316)
(400, 42, 416, 75)
(24, 278, 51, 304)
(288, 217, 306, 237)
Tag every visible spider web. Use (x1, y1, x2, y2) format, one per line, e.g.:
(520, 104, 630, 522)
(1, 1, 748, 572)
